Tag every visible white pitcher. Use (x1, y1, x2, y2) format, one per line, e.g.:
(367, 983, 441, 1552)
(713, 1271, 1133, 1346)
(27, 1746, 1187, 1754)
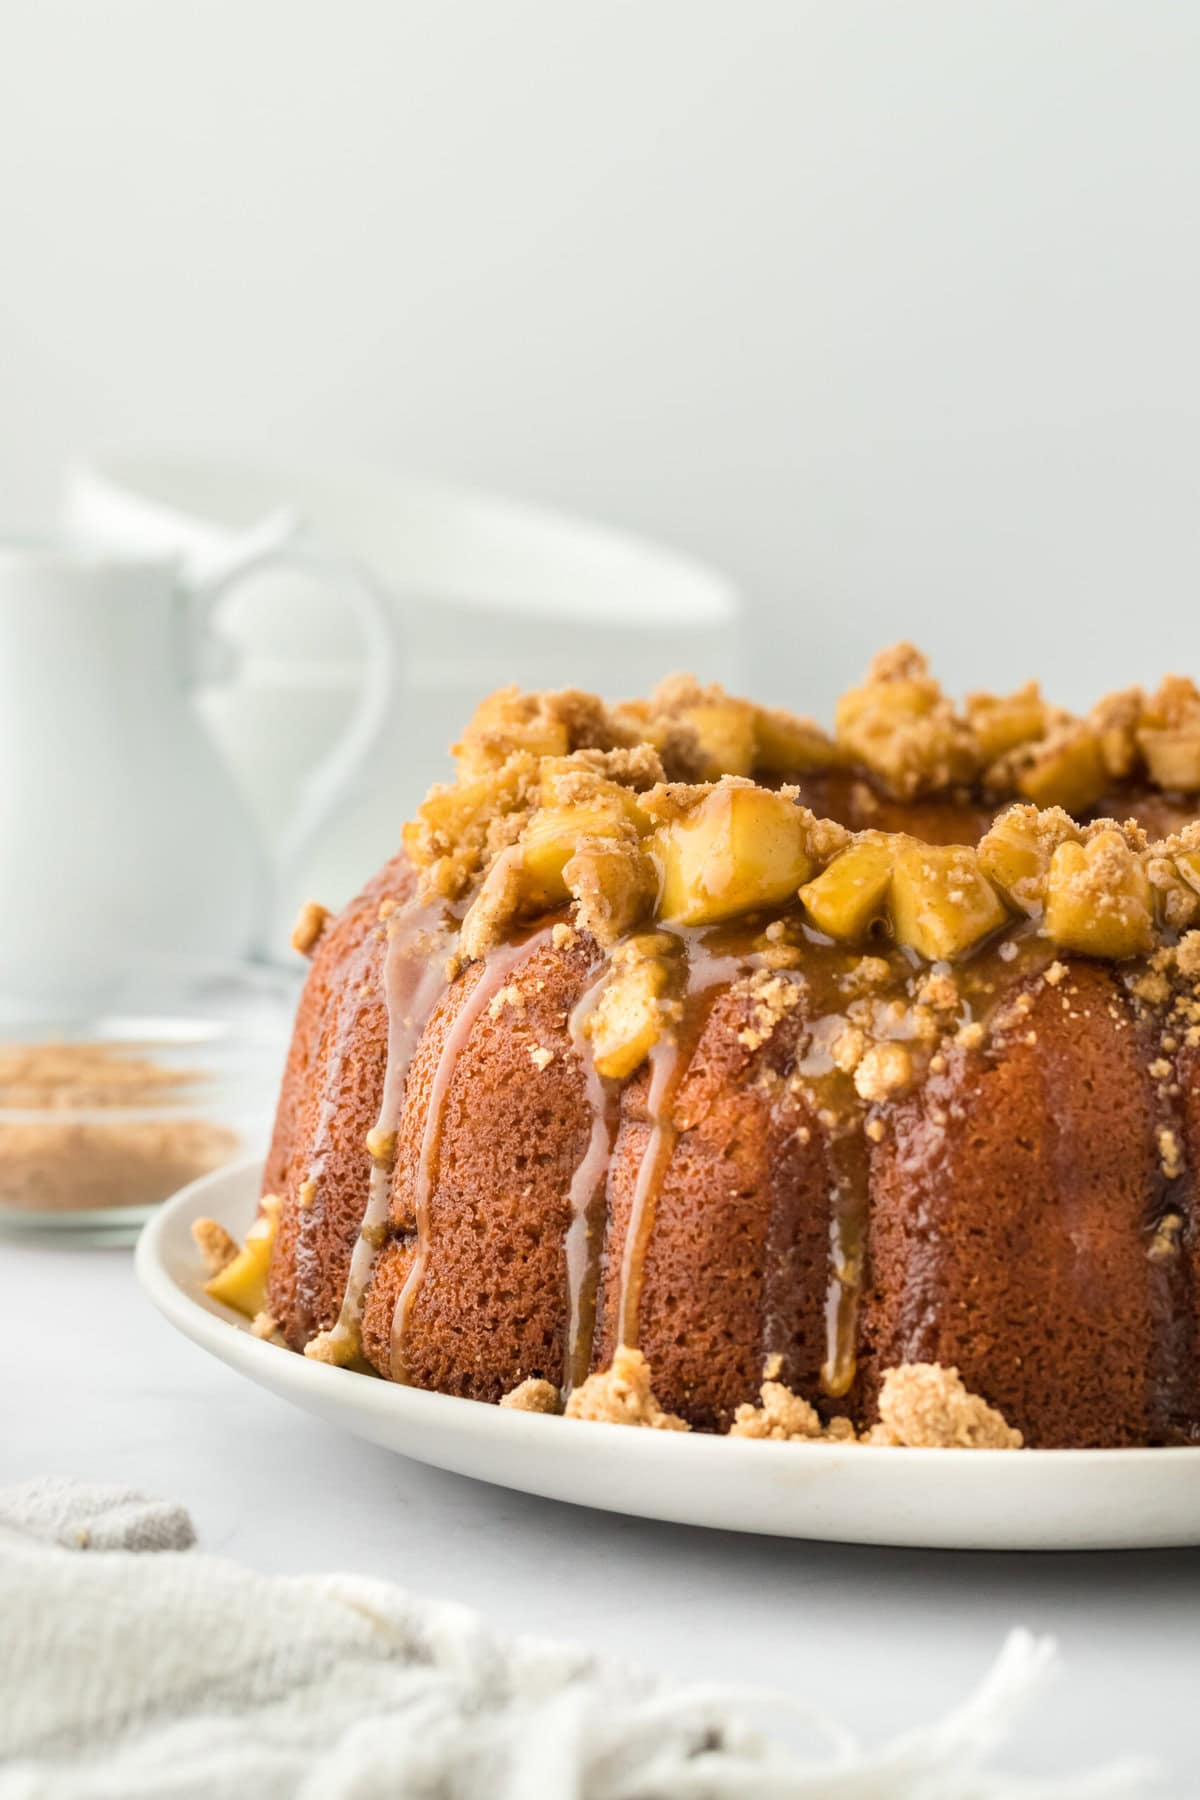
(64, 453, 746, 946)
(0, 522, 398, 1002)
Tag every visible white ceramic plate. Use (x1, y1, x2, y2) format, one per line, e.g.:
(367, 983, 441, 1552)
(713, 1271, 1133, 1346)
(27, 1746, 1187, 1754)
(137, 1161, 1200, 1551)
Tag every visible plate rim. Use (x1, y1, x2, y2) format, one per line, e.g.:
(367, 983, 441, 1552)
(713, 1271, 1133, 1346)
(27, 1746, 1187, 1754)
(136, 1157, 1200, 1483)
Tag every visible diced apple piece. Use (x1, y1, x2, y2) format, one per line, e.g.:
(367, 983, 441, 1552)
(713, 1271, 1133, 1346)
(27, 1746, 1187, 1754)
(653, 786, 815, 925)
(204, 1195, 281, 1320)
(1146, 852, 1200, 932)
(520, 803, 637, 907)
(457, 848, 527, 963)
(608, 699, 680, 762)
(965, 683, 1046, 763)
(1142, 674, 1200, 730)
(1177, 849, 1200, 897)
(799, 834, 894, 942)
(754, 707, 839, 775)
(835, 676, 939, 788)
(1044, 831, 1154, 959)
(454, 688, 570, 778)
(679, 700, 758, 778)
(838, 674, 937, 729)
(586, 952, 672, 1080)
(405, 773, 506, 862)
(835, 647, 977, 798)
(1136, 728, 1200, 793)
(1016, 726, 1108, 814)
(521, 808, 596, 904)
(1089, 687, 1144, 781)
(402, 759, 537, 899)
(563, 842, 653, 945)
(1136, 676, 1200, 791)
(977, 804, 1082, 915)
(538, 767, 654, 835)
(890, 842, 1008, 961)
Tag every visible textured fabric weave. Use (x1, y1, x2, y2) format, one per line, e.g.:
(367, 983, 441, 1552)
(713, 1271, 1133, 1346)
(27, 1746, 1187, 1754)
(0, 1479, 1151, 1799)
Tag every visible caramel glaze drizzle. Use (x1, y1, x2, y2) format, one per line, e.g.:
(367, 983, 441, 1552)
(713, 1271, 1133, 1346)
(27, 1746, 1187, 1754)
(389, 927, 555, 1383)
(745, 927, 883, 1397)
(819, 1128, 873, 1398)
(809, 926, 1060, 1398)
(613, 938, 746, 1352)
(700, 919, 1063, 1401)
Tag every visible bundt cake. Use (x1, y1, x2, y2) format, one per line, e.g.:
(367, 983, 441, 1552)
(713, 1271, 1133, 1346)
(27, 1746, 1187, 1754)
(202, 646, 1200, 1449)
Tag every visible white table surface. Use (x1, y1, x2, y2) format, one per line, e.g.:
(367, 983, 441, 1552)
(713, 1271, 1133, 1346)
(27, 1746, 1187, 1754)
(5, 1231, 1196, 1791)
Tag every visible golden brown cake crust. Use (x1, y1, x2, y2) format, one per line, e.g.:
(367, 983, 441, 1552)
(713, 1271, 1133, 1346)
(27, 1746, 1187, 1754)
(264, 852, 415, 1345)
(859, 960, 1176, 1447)
(262, 649, 1200, 1449)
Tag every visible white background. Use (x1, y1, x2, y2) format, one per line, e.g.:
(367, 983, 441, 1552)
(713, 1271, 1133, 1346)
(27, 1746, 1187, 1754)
(3, 0, 1200, 708)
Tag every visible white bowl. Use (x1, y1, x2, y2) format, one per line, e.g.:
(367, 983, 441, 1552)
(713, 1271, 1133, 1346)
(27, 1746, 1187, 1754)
(137, 1159, 1200, 1551)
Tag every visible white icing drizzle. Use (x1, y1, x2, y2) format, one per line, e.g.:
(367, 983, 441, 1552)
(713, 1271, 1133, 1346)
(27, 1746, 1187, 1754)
(319, 901, 449, 1360)
(389, 928, 554, 1382)
(562, 966, 617, 1393)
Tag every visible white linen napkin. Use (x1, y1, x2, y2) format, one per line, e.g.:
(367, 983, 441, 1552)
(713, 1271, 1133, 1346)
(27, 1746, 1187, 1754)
(0, 1479, 1151, 1799)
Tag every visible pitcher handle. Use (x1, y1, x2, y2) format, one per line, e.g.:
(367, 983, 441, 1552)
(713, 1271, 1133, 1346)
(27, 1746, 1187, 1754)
(186, 507, 400, 953)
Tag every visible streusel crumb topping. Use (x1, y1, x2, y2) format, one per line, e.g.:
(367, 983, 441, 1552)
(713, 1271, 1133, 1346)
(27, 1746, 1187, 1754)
(500, 1377, 562, 1414)
(729, 1381, 856, 1442)
(564, 1346, 689, 1430)
(290, 900, 331, 958)
(870, 1363, 1023, 1449)
(192, 1216, 238, 1277)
